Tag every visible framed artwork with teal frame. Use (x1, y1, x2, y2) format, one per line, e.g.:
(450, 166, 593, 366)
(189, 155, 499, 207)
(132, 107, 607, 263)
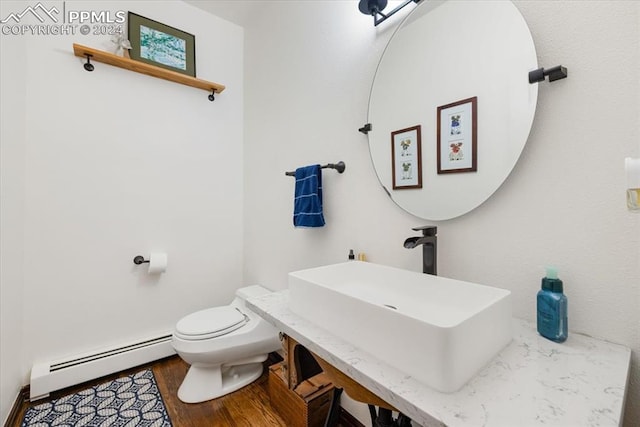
(128, 12, 196, 77)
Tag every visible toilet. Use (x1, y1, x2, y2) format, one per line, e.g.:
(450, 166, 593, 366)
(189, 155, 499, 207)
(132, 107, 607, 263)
(171, 285, 281, 403)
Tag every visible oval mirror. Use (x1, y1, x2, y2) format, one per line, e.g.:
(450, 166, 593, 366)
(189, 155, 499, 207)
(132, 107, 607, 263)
(368, 0, 538, 220)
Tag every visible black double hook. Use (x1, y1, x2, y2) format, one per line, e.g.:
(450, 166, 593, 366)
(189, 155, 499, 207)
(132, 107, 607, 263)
(83, 54, 94, 72)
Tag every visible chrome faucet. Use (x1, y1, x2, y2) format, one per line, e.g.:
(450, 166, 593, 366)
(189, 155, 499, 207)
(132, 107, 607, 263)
(403, 226, 437, 275)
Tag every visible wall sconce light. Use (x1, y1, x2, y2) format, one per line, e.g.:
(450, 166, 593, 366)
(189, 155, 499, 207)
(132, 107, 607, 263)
(359, 0, 421, 26)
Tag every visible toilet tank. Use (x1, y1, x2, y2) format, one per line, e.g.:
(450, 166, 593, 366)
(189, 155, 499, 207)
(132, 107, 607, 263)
(235, 285, 272, 301)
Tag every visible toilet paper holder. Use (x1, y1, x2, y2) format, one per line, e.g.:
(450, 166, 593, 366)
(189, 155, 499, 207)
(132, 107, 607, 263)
(133, 255, 149, 265)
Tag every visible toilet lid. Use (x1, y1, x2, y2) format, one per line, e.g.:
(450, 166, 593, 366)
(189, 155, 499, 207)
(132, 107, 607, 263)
(175, 306, 248, 339)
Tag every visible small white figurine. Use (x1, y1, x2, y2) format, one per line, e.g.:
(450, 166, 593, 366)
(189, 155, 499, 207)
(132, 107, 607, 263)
(111, 33, 132, 57)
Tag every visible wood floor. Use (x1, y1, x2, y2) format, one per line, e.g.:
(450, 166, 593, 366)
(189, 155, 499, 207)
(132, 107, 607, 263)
(10, 355, 289, 427)
(151, 355, 289, 426)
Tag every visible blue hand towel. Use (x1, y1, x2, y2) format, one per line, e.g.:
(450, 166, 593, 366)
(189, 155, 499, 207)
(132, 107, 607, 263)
(293, 164, 325, 227)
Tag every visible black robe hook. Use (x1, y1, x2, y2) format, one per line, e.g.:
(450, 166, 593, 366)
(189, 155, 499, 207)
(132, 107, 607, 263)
(83, 54, 94, 72)
(208, 90, 215, 102)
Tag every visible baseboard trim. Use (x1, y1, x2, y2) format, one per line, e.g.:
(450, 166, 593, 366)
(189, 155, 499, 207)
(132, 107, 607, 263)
(4, 385, 29, 427)
(339, 407, 366, 427)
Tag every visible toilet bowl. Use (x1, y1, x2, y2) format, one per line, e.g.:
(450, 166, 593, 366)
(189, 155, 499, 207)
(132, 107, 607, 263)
(171, 285, 281, 403)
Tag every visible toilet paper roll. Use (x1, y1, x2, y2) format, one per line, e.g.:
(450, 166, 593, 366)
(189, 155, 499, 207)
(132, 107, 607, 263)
(625, 157, 640, 188)
(148, 253, 168, 274)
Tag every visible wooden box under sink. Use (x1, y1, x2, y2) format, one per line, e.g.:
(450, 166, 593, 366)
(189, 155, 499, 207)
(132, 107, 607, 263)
(268, 361, 333, 427)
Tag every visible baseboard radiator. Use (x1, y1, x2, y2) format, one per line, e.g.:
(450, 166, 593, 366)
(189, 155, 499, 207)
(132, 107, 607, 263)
(29, 333, 176, 401)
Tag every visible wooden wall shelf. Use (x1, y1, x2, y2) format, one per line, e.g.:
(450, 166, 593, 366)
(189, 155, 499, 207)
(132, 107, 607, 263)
(72, 43, 225, 100)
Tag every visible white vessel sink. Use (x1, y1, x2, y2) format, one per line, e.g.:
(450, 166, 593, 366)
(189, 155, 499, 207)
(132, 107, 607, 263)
(288, 261, 512, 393)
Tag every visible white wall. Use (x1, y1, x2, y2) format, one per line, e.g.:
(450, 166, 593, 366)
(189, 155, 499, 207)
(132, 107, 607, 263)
(0, 1, 27, 421)
(239, 1, 639, 425)
(0, 0, 243, 422)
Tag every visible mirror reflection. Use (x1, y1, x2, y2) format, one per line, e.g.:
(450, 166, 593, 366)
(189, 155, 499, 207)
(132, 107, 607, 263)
(368, 0, 538, 220)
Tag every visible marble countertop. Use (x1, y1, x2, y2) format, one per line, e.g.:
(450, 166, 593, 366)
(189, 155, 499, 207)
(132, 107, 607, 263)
(247, 290, 631, 427)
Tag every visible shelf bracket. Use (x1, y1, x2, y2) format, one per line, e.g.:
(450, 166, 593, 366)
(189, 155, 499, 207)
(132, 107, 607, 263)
(83, 54, 94, 72)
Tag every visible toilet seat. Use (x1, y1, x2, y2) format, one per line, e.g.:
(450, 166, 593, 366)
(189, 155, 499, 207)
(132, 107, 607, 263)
(175, 306, 249, 340)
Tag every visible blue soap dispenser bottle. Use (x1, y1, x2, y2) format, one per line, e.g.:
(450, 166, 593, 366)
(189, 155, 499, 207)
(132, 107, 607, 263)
(537, 266, 568, 342)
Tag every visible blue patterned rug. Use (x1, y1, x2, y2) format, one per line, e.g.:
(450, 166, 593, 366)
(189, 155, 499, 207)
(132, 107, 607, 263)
(21, 369, 172, 427)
